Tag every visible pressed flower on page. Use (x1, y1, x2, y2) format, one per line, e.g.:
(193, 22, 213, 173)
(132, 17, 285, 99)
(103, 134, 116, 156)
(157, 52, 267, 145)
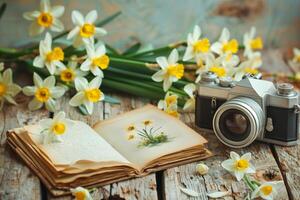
(23, 0, 64, 36)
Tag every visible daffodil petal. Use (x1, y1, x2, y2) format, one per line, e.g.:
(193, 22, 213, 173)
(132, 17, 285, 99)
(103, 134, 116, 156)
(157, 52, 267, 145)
(33, 73, 43, 88)
(221, 159, 235, 172)
(69, 92, 85, 106)
(33, 56, 45, 68)
(74, 77, 88, 91)
(163, 78, 172, 92)
(91, 66, 103, 77)
(45, 98, 56, 111)
(50, 19, 64, 32)
(51, 87, 65, 98)
(84, 100, 94, 115)
(54, 111, 66, 121)
(23, 86, 36, 96)
(168, 49, 179, 65)
(80, 59, 92, 71)
(85, 10, 97, 24)
(182, 46, 194, 61)
(234, 170, 244, 181)
(95, 27, 107, 36)
(71, 10, 84, 26)
(95, 44, 106, 56)
(23, 11, 40, 20)
(51, 5, 65, 18)
(220, 27, 230, 42)
(40, 0, 50, 12)
(73, 35, 83, 48)
(7, 84, 21, 96)
(44, 76, 55, 88)
(29, 22, 44, 36)
(241, 152, 252, 161)
(89, 76, 102, 88)
(28, 98, 43, 110)
(230, 151, 240, 160)
(4, 95, 17, 105)
(3, 69, 12, 83)
(45, 62, 56, 75)
(211, 42, 222, 55)
(156, 57, 168, 69)
(67, 26, 80, 40)
(152, 70, 165, 82)
(193, 25, 201, 41)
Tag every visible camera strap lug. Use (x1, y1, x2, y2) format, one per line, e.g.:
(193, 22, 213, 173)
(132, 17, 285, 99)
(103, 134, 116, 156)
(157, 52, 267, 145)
(211, 97, 217, 110)
(294, 104, 300, 114)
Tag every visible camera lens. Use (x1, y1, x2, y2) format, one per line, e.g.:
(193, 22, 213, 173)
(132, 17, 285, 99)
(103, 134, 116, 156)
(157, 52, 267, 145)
(213, 97, 265, 148)
(219, 109, 250, 141)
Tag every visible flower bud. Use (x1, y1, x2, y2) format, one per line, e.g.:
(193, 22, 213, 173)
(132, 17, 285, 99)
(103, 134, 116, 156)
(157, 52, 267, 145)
(196, 163, 209, 175)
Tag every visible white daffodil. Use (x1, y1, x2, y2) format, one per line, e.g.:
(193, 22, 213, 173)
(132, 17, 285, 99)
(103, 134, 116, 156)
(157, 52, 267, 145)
(0, 63, 4, 71)
(243, 27, 263, 58)
(183, 25, 213, 62)
(205, 54, 234, 78)
(194, 53, 214, 83)
(0, 68, 22, 110)
(69, 77, 104, 115)
(158, 92, 180, 118)
(292, 48, 300, 63)
(23, 73, 66, 112)
(211, 28, 239, 56)
(57, 56, 87, 84)
(33, 32, 64, 75)
(221, 151, 255, 181)
(234, 52, 262, 81)
(219, 53, 240, 69)
(39, 111, 70, 144)
(80, 43, 110, 77)
(152, 49, 184, 91)
(23, 0, 64, 36)
(183, 83, 196, 111)
(251, 181, 283, 200)
(71, 187, 93, 200)
(67, 10, 107, 47)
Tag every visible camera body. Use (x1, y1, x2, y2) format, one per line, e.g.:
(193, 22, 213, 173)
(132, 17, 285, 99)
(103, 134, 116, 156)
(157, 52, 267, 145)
(195, 72, 300, 148)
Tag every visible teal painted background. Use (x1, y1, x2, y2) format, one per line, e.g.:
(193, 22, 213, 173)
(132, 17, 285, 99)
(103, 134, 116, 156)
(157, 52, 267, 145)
(0, 0, 300, 50)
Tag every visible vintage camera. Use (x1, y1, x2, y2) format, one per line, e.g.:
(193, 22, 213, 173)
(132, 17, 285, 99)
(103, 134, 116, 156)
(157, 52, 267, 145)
(195, 72, 300, 148)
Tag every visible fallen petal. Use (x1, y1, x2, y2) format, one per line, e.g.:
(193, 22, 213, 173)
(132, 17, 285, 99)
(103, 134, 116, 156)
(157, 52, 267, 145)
(207, 191, 230, 198)
(179, 186, 200, 197)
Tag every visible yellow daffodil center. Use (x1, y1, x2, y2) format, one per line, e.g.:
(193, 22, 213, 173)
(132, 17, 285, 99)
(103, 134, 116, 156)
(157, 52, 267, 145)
(52, 122, 66, 135)
(85, 88, 101, 102)
(46, 47, 64, 62)
(75, 191, 86, 200)
(166, 109, 180, 118)
(165, 95, 177, 107)
(143, 120, 152, 126)
(260, 185, 273, 196)
(37, 12, 53, 27)
(223, 39, 239, 54)
(92, 55, 110, 69)
(80, 23, 95, 38)
(166, 64, 184, 79)
(244, 67, 258, 75)
(0, 83, 6, 96)
(235, 159, 249, 170)
(210, 66, 226, 77)
(250, 37, 263, 50)
(60, 68, 75, 82)
(127, 134, 134, 140)
(127, 125, 135, 131)
(294, 55, 300, 63)
(193, 38, 210, 53)
(35, 87, 50, 102)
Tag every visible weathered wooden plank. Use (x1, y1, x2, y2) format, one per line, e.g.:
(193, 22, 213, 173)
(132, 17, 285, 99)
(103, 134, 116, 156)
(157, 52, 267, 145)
(0, 97, 49, 200)
(47, 93, 110, 200)
(104, 94, 158, 200)
(273, 143, 300, 200)
(163, 113, 289, 200)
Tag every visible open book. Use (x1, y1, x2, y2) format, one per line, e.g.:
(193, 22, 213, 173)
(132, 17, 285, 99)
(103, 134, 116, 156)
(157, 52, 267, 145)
(7, 105, 212, 196)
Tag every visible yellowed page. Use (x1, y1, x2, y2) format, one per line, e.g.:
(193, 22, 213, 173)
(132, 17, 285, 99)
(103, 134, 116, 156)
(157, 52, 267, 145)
(93, 105, 207, 169)
(22, 120, 130, 166)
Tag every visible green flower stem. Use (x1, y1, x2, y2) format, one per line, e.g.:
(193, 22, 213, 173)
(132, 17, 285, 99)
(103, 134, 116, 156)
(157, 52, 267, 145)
(110, 57, 148, 68)
(128, 41, 186, 57)
(243, 175, 257, 191)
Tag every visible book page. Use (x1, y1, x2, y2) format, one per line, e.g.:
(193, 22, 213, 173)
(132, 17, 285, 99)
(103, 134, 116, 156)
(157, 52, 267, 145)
(93, 105, 207, 169)
(23, 120, 130, 166)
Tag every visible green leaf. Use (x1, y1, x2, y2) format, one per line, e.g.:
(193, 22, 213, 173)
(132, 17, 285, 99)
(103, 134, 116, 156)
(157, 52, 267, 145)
(123, 42, 141, 55)
(77, 105, 89, 115)
(0, 3, 7, 20)
(104, 95, 121, 104)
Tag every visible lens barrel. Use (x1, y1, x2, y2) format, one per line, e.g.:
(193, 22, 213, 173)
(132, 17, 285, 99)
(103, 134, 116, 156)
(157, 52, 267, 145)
(213, 97, 265, 148)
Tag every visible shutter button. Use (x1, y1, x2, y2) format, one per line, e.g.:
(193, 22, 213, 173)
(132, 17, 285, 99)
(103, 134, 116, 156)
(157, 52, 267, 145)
(266, 117, 274, 132)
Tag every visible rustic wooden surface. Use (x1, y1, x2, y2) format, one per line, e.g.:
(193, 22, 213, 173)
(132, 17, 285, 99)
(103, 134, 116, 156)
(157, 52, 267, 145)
(1, 50, 300, 200)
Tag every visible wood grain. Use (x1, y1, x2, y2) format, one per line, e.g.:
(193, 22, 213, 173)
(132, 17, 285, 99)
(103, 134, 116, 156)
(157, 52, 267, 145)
(163, 113, 289, 200)
(0, 97, 49, 200)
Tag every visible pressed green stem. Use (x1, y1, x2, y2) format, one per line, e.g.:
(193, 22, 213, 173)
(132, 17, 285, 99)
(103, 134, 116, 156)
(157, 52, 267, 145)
(110, 57, 148, 68)
(243, 175, 257, 191)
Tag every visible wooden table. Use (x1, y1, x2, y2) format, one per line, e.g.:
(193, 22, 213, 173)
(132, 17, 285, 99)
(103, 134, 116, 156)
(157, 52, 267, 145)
(0, 50, 299, 200)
